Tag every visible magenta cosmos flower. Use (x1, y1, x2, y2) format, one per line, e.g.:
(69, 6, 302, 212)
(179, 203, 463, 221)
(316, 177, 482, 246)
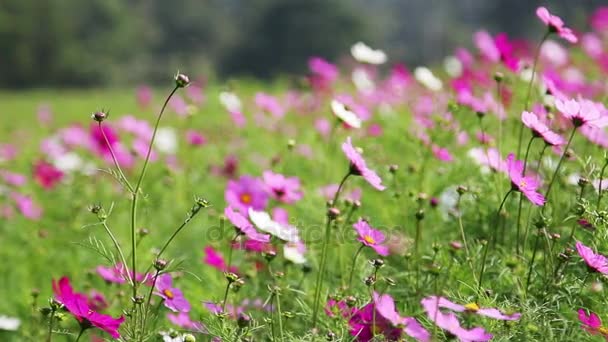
(555, 98, 608, 129)
(421, 297, 492, 342)
(426, 296, 521, 321)
(505, 153, 545, 206)
(536, 7, 578, 43)
(224, 206, 270, 242)
(521, 111, 565, 146)
(575, 241, 608, 274)
(225, 175, 268, 213)
(349, 292, 430, 342)
(353, 219, 389, 256)
(262, 171, 303, 204)
(154, 274, 191, 312)
(578, 309, 608, 340)
(202, 246, 238, 273)
(33, 160, 64, 189)
(53, 277, 124, 339)
(342, 137, 385, 191)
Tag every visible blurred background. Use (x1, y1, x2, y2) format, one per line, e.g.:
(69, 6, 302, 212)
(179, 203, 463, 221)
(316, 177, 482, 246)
(0, 0, 604, 88)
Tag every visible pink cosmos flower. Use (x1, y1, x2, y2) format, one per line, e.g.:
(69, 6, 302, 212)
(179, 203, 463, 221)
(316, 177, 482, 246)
(33, 160, 64, 189)
(431, 145, 454, 162)
(186, 81, 205, 104)
(536, 7, 578, 43)
(37, 104, 53, 124)
(96, 265, 127, 284)
(225, 175, 268, 213)
(421, 296, 493, 342)
(309, 57, 338, 82)
(591, 7, 608, 34)
(555, 98, 608, 129)
(349, 292, 430, 342)
(11, 192, 42, 220)
(224, 206, 270, 243)
(521, 111, 565, 146)
(578, 309, 608, 340)
(87, 290, 109, 312)
(89, 123, 134, 169)
(325, 298, 355, 318)
(202, 246, 238, 273)
(576, 241, 608, 274)
(53, 277, 124, 339)
(255, 93, 285, 118)
(167, 312, 206, 332)
(342, 137, 385, 191)
(314, 118, 332, 138)
(353, 219, 389, 256)
(474, 30, 500, 62)
(185, 130, 207, 146)
(154, 274, 191, 312)
(0, 170, 27, 187)
(427, 296, 521, 321)
(0, 143, 17, 162)
(262, 171, 303, 203)
(136, 86, 152, 108)
(505, 153, 545, 206)
(169, 95, 189, 117)
(210, 155, 238, 179)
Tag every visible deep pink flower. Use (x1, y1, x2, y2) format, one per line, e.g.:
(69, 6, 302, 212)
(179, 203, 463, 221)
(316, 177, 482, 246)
(536, 7, 578, 43)
(421, 296, 493, 342)
(325, 299, 355, 318)
(96, 265, 127, 284)
(224, 206, 270, 243)
(474, 30, 500, 62)
(349, 292, 430, 342)
(52, 277, 124, 339)
(576, 241, 608, 274)
(33, 160, 64, 189)
(262, 171, 303, 203)
(427, 296, 521, 321)
(505, 153, 545, 206)
(185, 130, 207, 146)
(87, 290, 109, 312)
(578, 309, 608, 340)
(342, 137, 385, 191)
(203, 246, 238, 273)
(591, 7, 608, 34)
(154, 274, 191, 312)
(521, 111, 565, 146)
(555, 98, 608, 129)
(11, 192, 42, 220)
(210, 155, 238, 179)
(89, 123, 134, 168)
(309, 57, 338, 81)
(431, 145, 454, 163)
(255, 93, 285, 118)
(225, 175, 268, 213)
(167, 312, 206, 332)
(353, 219, 389, 256)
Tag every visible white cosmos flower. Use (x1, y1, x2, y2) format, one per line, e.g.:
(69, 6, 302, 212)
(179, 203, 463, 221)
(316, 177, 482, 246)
(351, 68, 375, 92)
(219, 91, 242, 112)
(248, 208, 299, 243)
(53, 152, 83, 173)
(284, 242, 306, 264)
(443, 56, 463, 77)
(414, 67, 443, 91)
(154, 128, 178, 154)
(0, 315, 20, 331)
(331, 100, 361, 128)
(350, 42, 387, 65)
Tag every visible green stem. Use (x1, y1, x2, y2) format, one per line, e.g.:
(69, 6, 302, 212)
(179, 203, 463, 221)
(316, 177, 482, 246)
(525, 228, 542, 294)
(221, 281, 231, 313)
(100, 220, 133, 286)
(518, 31, 550, 156)
(98, 122, 133, 193)
(544, 127, 577, 201)
(275, 292, 285, 341)
(348, 244, 365, 288)
(46, 312, 54, 342)
(141, 270, 160, 334)
(596, 159, 608, 210)
(75, 327, 86, 342)
(516, 136, 535, 255)
(478, 190, 512, 293)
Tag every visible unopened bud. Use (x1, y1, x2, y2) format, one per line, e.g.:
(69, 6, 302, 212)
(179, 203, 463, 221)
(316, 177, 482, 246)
(184, 334, 196, 342)
(154, 259, 168, 271)
(225, 272, 239, 283)
(237, 313, 251, 328)
(388, 164, 399, 174)
(369, 259, 384, 268)
(175, 73, 190, 88)
(415, 209, 425, 221)
(493, 72, 504, 83)
(364, 275, 376, 287)
(327, 207, 340, 219)
(91, 111, 108, 122)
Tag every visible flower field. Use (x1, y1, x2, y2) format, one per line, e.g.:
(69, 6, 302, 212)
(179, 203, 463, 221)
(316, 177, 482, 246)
(2, 5, 608, 342)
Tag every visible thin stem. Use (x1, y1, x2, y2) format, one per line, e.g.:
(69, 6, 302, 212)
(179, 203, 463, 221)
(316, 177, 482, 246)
(456, 195, 470, 258)
(275, 292, 285, 341)
(348, 244, 365, 288)
(75, 327, 86, 342)
(518, 31, 550, 156)
(516, 136, 535, 255)
(478, 190, 512, 293)
(98, 122, 133, 193)
(311, 172, 350, 328)
(100, 220, 133, 286)
(525, 228, 542, 294)
(46, 311, 54, 342)
(221, 281, 231, 312)
(129, 86, 179, 302)
(141, 269, 160, 334)
(596, 159, 608, 210)
(545, 128, 577, 201)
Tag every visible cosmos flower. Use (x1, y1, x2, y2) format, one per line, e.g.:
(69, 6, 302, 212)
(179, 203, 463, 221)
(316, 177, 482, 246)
(555, 98, 608, 129)
(283, 241, 307, 264)
(421, 297, 493, 342)
(136, 86, 152, 108)
(353, 219, 389, 256)
(255, 93, 284, 118)
(202, 246, 238, 273)
(342, 137, 385, 191)
(505, 153, 545, 206)
(166, 312, 206, 332)
(578, 309, 608, 340)
(248, 208, 299, 243)
(351, 42, 387, 64)
(11, 192, 42, 220)
(224, 206, 270, 243)
(349, 292, 430, 342)
(431, 145, 454, 162)
(521, 111, 565, 146)
(33, 160, 64, 189)
(185, 130, 206, 146)
(426, 296, 521, 321)
(414, 67, 443, 91)
(536, 7, 578, 43)
(52, 277, 124, 339)
(262, 171, 303, 204)
(576, 241, 608, 274)
(0, 315, 20, 331)
(154, 274, 191, 313)
(225, 175, 268, 213)
(468, 148, 507, 173)
(331, 99, 362, 128)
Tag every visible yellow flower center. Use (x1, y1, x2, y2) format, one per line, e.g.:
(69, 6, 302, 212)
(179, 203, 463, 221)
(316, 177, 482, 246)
(163, 289, 174, 299)
(519, 180, 527, 189)
(364, 235, 376, 245)
(464, 302, 480, 312)
(240, 193, 252, 204)
(600, 326, 608, 335)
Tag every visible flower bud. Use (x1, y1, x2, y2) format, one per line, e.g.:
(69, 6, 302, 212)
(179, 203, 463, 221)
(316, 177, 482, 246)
(154, 259, 168, 271)
(175, 73, 190, 88)
(369, 259, 385, 268)
(184, 334, 196, 342)
(91, 111, 108, 122)
(264, 250, 277, 262)
(287, 139, 296, 150)
(364, 275, 376, 287)
(449, 241, 463, 250)
(138, 228, 149, 237)
(224, 272, 239, 283)
(345, 296, 357, 306)
(493, 72, 504, 83)
(237, 313, 251, 328)
(327, 207, 340, 219)
(326, 331, 337, 341)
(456, 185, 468, 195)
(132, 295, 145, 305)
(388, 164, 399, 174)
(415, 209, 425, 221)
